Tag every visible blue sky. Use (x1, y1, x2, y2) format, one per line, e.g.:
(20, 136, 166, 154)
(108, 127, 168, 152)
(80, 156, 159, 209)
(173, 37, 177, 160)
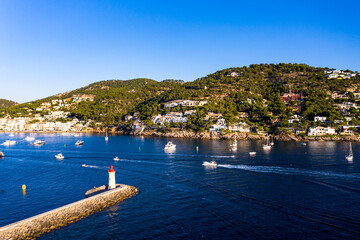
(1, 0, 359, 103)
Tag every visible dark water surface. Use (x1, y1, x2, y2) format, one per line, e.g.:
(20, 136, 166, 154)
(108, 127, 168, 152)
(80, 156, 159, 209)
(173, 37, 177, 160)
(1, 133, 360, 239)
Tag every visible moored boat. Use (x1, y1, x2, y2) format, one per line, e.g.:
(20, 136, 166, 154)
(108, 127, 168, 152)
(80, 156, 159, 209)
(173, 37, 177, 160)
(263, 133, 271, 150)
(202, 161, 218, 168)
(249, 152, 256, 156)
(346, 142, 353, 161)
(164, 141, 176, 151)
(25, 136, 35, 141)
(33, 140, 45, 146)
(55, 153, 64, 160)
(75, 140, 84, 146)
(2, 140, 16, 146)
(0, 151, 4, 157)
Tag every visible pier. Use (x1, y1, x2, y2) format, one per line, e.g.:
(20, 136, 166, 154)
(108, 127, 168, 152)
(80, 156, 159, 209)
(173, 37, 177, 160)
(0, 185, 138, 240)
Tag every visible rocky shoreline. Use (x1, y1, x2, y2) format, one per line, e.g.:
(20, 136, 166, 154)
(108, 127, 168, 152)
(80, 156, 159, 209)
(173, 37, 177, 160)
(2, 129, 360, 142)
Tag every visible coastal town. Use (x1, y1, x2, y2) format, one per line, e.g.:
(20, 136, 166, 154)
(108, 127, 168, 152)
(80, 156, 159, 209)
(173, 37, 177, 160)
(1, 68, 360, 140)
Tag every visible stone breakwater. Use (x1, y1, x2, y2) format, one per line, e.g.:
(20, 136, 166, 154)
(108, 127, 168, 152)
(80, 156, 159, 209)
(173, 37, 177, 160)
(0, 185, 138, 240)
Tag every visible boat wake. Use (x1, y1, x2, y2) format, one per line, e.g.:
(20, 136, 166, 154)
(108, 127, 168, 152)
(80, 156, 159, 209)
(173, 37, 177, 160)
(82, 164, 107, 169)
(218, 164, 360, 179)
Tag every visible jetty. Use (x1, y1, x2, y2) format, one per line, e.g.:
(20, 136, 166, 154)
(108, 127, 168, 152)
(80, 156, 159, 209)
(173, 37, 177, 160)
(0, 166, 138, 240)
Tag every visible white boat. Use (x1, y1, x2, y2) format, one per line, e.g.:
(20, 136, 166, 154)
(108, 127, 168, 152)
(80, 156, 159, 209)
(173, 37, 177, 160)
(105, 128, 109, 141)
(55, 153, 64, 160)
(270, 136, 274, 146)
(231, 139, 237, 151)
(346, 142, 353, 161)
(8, 133, 15, 137)
(0, 151, 4, 157)
(202, 161, 218, 167)
(114, 156, 119, 161)
(249, 152, 256, 156)
(33, 140, 45, 146)
(2, 140, 16, 146)
(300, 142, 307, 146)
(75, 140, 84, 146)
(82, 164, 88, 167)
(25, 136, 35, 141)
(263, 133, 271, 150)
(164, 141, 176, 151)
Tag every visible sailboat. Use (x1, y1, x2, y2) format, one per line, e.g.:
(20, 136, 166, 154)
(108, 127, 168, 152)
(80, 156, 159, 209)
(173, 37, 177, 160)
(346, 142, 353, 161)
(231, 139, 237, 151)
(270, 135, 274, 146)
(105, 128, 109, 141)
(263, 133, 271, 150)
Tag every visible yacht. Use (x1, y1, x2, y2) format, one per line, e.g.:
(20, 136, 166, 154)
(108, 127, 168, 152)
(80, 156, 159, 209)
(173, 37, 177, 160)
(346, 142, 353, 161)
(33, 140, 45, 146)
(249, 152, 256, 156)
(75, 140, 84, 146)
(114, 156, 120, 161)
(0, 151, 4, 157)
(55, 153, 64, 160)
(2, 140, 16, 146)
(263, 133, 271, 150)
(164, 141, 176, 151)
(25, 136, 35, 141)
(202, 161, 218, 168)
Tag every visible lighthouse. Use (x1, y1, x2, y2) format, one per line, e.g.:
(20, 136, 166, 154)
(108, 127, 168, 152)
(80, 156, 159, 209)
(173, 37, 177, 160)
(108, 165, 116, 190)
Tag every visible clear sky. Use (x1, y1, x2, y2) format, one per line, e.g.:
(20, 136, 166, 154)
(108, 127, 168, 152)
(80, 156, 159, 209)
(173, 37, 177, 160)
(1, 0, 359, 103)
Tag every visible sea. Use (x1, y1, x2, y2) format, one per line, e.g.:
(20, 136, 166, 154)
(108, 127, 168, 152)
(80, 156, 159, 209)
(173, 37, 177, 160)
(0, 133, 360, 240)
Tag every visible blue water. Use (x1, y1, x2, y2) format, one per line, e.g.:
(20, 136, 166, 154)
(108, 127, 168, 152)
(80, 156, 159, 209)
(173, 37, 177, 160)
(1, 133, 360, 239)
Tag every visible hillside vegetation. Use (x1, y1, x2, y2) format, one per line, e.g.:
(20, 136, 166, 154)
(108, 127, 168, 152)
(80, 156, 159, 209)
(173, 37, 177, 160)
(1, 63, 360, 133)
(0, 99, 17, 109)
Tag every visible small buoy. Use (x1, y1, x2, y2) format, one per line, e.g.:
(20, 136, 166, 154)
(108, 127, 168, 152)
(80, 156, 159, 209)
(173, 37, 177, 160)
(196, 146, 199, 151)
(22, 184, 26, 191)
(139, 147, 141, 152)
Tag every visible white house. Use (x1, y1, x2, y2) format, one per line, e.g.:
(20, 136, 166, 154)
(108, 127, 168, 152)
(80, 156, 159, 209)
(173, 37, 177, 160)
(314, 116, 327, 122)
(308, 126, 336, 136)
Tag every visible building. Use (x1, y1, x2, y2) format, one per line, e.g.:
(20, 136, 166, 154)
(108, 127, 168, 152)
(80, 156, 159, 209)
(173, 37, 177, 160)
(308, 126, 336, 136)
(314, 116, 327, 123)
(228, 122, 250, 132)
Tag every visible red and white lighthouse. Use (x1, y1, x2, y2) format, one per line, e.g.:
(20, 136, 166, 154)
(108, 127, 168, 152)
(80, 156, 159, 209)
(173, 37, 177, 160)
(108, 165, 116, 189)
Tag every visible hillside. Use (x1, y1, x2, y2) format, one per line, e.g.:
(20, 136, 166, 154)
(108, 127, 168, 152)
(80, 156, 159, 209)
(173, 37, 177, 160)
(0, 99, 17, 109)
(1, 63, 360, 133)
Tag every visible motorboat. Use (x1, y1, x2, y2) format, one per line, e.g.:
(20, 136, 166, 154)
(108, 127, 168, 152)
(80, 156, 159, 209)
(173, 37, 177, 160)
(346, 142, 353, 161)
(300, 142, 307, 146)
(2, 140, 16, 146)
(25, 136, 35, 141)
(164, 141, 176, 151)
(202, 161, 218, 168)
(249, 152, 256, 156)
(0, 151, 4, 157)
(82, 164, 88, 167)
(8, 133, 15, 137)
(33, 140, 45, 146)
(114, 156, 120, 161)
(75, 140, 84, 146)
(55, 153, 64, 160)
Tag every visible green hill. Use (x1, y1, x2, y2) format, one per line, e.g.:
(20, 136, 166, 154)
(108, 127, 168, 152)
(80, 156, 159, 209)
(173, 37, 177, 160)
(1, 63, 360, 132)
(0, 99, 17, 109)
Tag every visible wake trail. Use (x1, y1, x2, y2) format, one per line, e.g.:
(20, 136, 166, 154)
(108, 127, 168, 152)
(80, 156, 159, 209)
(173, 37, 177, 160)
(218, 164, 360, 179)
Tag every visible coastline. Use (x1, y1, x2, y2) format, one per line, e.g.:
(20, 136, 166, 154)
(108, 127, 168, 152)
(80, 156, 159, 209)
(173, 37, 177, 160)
(1, 129, 360, 142)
